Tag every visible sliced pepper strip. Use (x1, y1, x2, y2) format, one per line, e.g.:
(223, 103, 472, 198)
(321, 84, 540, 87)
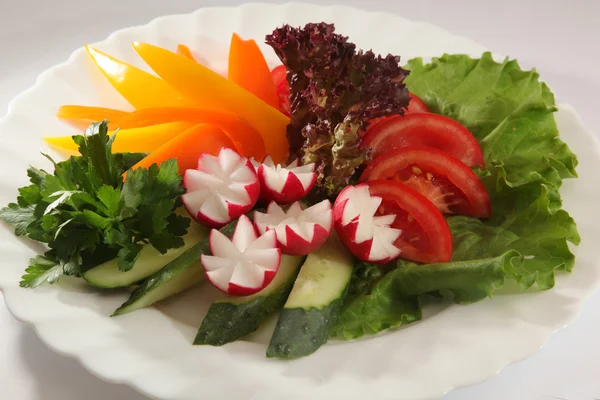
(132, 42, 289, 163)
(130, 124, 236, 175)
(57, 105, 128, 130)
(228, 34, 279, 110)
(176, 44, 196, 61)
(114, 107, 267, 161)
(45, 122, 193, 153)
(86, 45, 194, 109)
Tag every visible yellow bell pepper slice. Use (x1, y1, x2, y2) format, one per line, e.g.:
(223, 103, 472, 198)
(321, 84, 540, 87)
(176, 44, 196, 61)
(113, 107, 266, 161)
(228, 34, 279, 110)
(57, 105, 128, 130)
(132, 42, 289, 163)
(86, 46, 194, 109)
(45, 122, 193, 153)
(130, 124, 236, 175)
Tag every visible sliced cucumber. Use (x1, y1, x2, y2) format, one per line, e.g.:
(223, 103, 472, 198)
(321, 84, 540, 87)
(83, 225, 208, 289)
(267, 235, 353, 359)
(194, 254, 304, 346)
(112, 220, 237, 316)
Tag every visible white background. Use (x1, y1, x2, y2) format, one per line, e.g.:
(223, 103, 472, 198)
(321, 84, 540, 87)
(1, 1, 599, 399)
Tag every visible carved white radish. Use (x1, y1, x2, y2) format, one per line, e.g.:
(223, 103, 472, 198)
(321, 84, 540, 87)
(254, 200, 332, 256)
(201, 215, 281, 296)
(256, 156, 316, 204)
(333, 184, 402, 263)
(182, 148, 259, 228)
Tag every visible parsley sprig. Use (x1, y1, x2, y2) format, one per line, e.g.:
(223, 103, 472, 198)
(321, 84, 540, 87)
(0, 121, 190, 287)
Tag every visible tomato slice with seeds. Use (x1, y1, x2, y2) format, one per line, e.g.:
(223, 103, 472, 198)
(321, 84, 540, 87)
(362, 113, 485, 168)
(361, 146, 491, 218)
(367, 179, 452, 264)
(271, 65, 290, 116)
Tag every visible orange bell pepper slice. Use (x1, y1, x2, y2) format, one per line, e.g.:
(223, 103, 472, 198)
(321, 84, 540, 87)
(86, 46, 194, 109)
(132, 42, 289, 163)
(176, 44, 196, 61)
(44, 122, 193, 153)
(130, 124, 235, 175)
(228, 34, 279, 110)
(57, 105, 128, 130)
(114, 107, 267, 161)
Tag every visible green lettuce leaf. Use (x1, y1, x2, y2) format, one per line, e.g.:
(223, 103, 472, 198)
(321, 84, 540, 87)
(332, 283, 422, 340)
(405, 52, 577, 190)
(333, 52, 580, 340)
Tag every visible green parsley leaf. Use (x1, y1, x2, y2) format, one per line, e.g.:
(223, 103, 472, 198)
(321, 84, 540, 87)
(20, 254, 80, 288)
(117, 243, 144, 272)
(26, 167, 48, 186)
(20, 255, 62, 288)
(75, 210, 111, 230)
(18, 185, 42, 206)
(120, 152, 148, 170)
(96, 185, 121, 217)
(0, 203, 36, 236)
(76, 121, 121, 188)
(120, 167, 145, 218)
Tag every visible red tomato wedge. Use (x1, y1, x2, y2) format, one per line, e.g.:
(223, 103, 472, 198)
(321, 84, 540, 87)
(362, 113, 485, 168)
(406, 94, 430, 113)
(361, 146, 491, 218)
(271, 65, 291, 116)
(366, 94, 431, 129)
(367, 179, 453, 264)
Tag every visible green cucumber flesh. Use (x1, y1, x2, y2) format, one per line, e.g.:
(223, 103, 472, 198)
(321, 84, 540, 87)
(83, 225, 208, 289)
(267, 236, 353, 359)
(194, 254, 304, 346)
(113, 263, 205, 316)
(112, 220, 237, 316)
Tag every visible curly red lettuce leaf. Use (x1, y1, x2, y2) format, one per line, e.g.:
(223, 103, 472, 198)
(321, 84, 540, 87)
(266, 22, 410, 196)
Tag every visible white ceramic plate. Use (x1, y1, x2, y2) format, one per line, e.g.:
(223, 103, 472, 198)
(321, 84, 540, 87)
(1, 3, 599, 400)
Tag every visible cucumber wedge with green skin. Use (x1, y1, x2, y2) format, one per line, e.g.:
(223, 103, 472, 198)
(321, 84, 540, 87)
(267, 236, 354, 359)
(83, 226, 208, 289)
(194, 254, 304, 346)
(112, 220, 237, 316)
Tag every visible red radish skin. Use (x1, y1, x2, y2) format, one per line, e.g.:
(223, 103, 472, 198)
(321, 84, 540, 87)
(260, 171, 306, 204)
(332, 202, 376, 262)
(201, 215, 281, 296)
(254, 200, 333, 256)
(333, 184, 402, 264)
(256, 156, 316, 204)
(182, 148, 260, 228)
(281, 223, 330, 256)
(228, 271, 277, 296)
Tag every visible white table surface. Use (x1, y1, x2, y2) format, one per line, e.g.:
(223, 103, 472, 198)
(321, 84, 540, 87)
(1, 1, 599, 399)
